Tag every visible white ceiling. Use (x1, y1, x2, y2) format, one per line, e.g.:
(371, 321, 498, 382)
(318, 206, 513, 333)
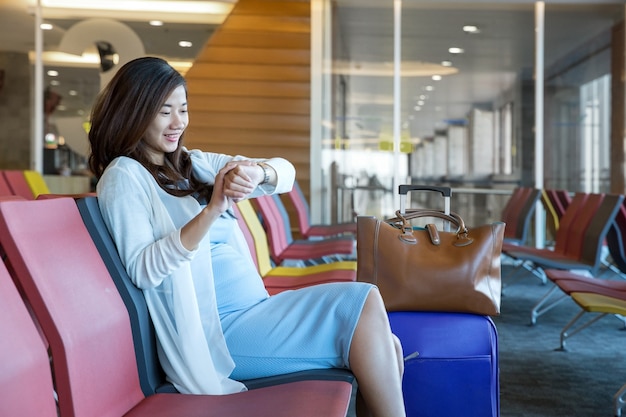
(0, 0, 624, 141)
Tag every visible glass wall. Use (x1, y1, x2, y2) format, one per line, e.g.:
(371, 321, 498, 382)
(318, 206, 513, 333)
(544, 3, 623, 193)
(317, 1, 625, 226)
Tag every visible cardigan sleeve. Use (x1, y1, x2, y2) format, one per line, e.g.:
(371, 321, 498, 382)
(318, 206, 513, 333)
(188, 148, 295, 196)
(97, 158, 197, 290)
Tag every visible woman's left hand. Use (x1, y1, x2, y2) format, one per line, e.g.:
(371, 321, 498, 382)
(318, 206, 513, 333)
(221, 160, 259, 202)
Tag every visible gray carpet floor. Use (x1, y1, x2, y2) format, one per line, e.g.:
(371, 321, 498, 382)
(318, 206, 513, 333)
(496, 264, 626, 417)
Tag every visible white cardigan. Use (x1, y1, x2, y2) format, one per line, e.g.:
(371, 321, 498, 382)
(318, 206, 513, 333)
(97, 149, 295, 394)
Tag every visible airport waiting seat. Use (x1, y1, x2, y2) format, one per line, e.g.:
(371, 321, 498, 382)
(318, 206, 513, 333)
(253, 194, 355, 265)
(76, 195, 354, 393)
(1, 170, 35, 199)
(500, 187, 541, 245)
(233, 199, 356, 295)
(285, 180, 356, 238)
(0, 260, 58, 417)
(0, 171, 12, 197)
(541, 268, 626, 416)
(502, 192, 590, 261)
(503, 193, 623, 324)
(0, 197, 353, 417)
(76, 196, 354, 395)
(540, 190, 560, 244)
(23, 169, 51, 198)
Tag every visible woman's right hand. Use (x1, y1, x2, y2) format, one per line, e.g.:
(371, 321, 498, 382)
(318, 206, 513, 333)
(181, 161, 253, 250)
(208, 161, 257, 214)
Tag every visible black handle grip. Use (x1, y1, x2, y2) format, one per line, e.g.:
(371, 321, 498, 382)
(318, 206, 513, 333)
(398, 185, 451, 197)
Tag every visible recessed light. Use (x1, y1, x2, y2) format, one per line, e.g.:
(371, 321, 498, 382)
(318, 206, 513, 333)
(40, 23, 53, 30)
(441, 60, 452, 67)
(463, 25, 480, 34)
(178, 40, 193, 48)
(425, 86, 434, 92)
(432, 75, 442, 81)
(149, 20, 164, 26)
(68, 90, 78, 96)
(448, 47, 464, 54)
(47, 70, 59, 77)
(50, 80, 60, 86)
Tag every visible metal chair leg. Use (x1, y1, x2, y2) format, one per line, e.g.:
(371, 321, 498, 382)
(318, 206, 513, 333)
(558, 310, 607, 351)
(614, 382, 626, 417)
(530, 285, 568, 325)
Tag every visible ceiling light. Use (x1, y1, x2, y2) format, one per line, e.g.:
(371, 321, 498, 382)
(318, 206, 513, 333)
(40, 23, 53, 30)
(332, 60, 458, 77)
(463, 25, 480, 34)
(425, 86, 434, 92)
(38, 0, 230, 14)
(32, 1, 233, 24)
(149, 20, 164, 27)
(441, 60, 452, 67)
(178, 41, 193, 48)
(432, 75, 442, 81)
(448, 47, 464, 54)
(47, 70, 59, 76)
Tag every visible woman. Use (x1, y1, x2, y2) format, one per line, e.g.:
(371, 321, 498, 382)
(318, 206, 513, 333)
(89, 56, 405, 417)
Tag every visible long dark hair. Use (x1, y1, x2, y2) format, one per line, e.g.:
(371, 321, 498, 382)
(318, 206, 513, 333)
(88, 56, 208, 199)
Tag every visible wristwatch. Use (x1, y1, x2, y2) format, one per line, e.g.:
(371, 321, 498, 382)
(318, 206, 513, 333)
(257, 162, 270, 185)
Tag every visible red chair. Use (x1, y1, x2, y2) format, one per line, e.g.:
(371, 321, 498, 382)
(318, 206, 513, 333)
(502, 193, 624, 324)
(0, 171, 12, 197)
(285, 180, 356, 238)
(0, 197, 353, 417)
(0, 260, 58, 417)
(502, 192, 590, 258)
(253, 194, 355, 265)
(234, 200, 355, 295)
(1, 170, 35, 199)
(500, 187, 541, 245)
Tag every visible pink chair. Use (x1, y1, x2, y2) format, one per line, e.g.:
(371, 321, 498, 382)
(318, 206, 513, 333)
(234, 200, 355, 295)
(0, 171, 12, 197)
(0, 260, 57, 417)
(2, 170, 35, 199)
(286, 180, 356, 238)
(0, 197, 353, 417)
(253, 194, 355, 265)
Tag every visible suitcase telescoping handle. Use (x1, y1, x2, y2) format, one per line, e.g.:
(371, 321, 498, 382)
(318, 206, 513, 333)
(398, 185, 452, 216)
(398, 185, 451, 198)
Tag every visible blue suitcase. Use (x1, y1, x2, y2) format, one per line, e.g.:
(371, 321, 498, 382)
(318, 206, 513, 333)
(388, 311, 500, 417)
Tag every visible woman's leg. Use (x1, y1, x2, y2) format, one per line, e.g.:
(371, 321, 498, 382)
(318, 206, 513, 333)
(350, 288, 406, 417)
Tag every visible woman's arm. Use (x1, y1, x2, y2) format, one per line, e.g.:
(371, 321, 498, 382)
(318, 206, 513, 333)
(97, 160, 197, 289)
(189, 149, 296, 196)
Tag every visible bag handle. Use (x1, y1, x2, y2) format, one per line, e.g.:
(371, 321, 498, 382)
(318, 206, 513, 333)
(386, 209, 473, 246)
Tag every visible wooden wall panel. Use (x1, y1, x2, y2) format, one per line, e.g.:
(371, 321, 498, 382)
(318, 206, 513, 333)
(184, 0, 312, 228)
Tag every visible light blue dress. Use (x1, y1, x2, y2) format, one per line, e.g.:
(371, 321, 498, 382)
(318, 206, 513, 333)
(208, 213, 373, 380)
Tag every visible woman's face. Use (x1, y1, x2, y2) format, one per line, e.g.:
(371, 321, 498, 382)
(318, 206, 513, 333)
(143, 85, 188, 165)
